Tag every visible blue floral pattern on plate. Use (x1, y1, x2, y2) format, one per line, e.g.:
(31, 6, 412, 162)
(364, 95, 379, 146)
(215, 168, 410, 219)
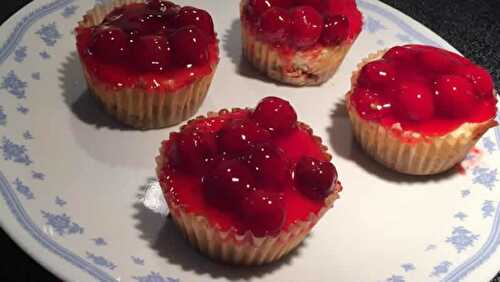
(1, 70, 27, 99)
(133, 272, 179, 282)
(1, 137, 32, 165)
(36, 22, 61, 46)
(41, 211, 84, 236)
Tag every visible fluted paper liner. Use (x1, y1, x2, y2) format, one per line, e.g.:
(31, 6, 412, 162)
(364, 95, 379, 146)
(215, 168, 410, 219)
(156, 109, 342, 265)
(76, 0, 218, 129)
(239, 3, 353, 86)
(346, 50, 498, 175)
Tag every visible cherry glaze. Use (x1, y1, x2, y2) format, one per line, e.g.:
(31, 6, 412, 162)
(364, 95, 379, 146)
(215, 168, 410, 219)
(159, 98, 339, 236)
(76, 1, 218, 91)
(242, 0, 362, 52)
(350, 45, 497, 137)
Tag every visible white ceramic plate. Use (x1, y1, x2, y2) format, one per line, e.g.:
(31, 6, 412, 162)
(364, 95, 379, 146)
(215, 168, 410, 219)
(0, 0, 499, 281)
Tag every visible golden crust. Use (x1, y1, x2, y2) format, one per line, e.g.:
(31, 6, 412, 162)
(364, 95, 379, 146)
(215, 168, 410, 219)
(156, 108, 342, 265)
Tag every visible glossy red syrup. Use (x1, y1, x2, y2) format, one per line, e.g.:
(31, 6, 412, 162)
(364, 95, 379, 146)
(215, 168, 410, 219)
(351, 45, 497, 137)
(241, 0, 362, 52)
(76, 1, 218, 91)
(158, 97, 339, 237)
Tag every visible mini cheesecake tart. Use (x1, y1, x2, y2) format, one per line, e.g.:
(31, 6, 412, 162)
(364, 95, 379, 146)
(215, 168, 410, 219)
(346, 45, 498, 175)
(240, 0, 363, 86)
(156, 97, 342, 265)
(75, 0, 219, 129)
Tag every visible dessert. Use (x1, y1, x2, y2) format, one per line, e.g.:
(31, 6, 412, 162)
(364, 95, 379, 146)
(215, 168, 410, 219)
(240, 0, 363, 86)
(156, 97, 342, 265)
(75, 0, 219, 129)
(346, 44, 498, 175)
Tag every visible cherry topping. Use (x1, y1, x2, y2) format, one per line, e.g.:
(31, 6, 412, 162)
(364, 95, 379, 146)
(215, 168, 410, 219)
(358, 60, 397, 89)
(247, 0, 293, 18)
(434, 75, 477, 118)
(217, 118, 271, 155)
(174, 125, 218, 174)
(294, 0, 324, 10)
(175, 6, 215, 37)
(325, 0, 357, 12)
(240, 191, 286, 236)
(90, 26, 129, 63)
(351, 88, 392, 120)
(247, 0, 273, 18)
(352, 45, 497, 136)
(295, 156, 337, 201)
(260, 7, 290, 44)
(288, 6, 323, 49)
(242, 143, 291, 189)
(419, 48, 459, 73)
(382, 46, 416, 62)
(170, 26, 209, 67)
(104, 4, 167, 36)
(456, 65, 494, 98)
(202, 159, 256, 211)
(395, 81, 435, 121)
(131, 35, 171, 71)
(252, 96, 297, 134)
(321, 14, 349, 46)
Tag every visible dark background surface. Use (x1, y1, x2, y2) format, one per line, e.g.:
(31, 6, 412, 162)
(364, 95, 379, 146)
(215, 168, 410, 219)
(0, 1, 499, 281)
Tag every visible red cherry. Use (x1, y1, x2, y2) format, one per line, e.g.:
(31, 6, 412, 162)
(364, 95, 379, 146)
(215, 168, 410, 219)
(320, 14, 349, 46)
(242, 143, 291, 189)
(260, 7, 290, 44)
(325, 0, 356, 12)
(247, 0, 273, 17)
(419, 47, 460, 73)
(217, 118, 271, 155)
(202, 160, 256, 211)
(383, 46, 417, 62)
(351, 88, 392, 120)
(247, 0, 293, 18)
(175, 125, 218, 174)
(358, 60, 397, 89)
(252, 96, 297, 134)
(170, 26, 209, 67)
(294, 0, 324, 10)
(175, 6, 215, 37)
(166, 135, 182, 168)
(273, 0, 294, 7)
(90, 26, 129, 63)
(434, 75, 477, 118)
(288, 6, 323, 49)
(395, 81, 435, 121)
(106, 4, 167, 36)
(414, 45, 472, 66)
(240, 191, 286, 236)
(295, 156, 337, 201)
(456, 65, 494, 98)
(131, 35, 171, 71)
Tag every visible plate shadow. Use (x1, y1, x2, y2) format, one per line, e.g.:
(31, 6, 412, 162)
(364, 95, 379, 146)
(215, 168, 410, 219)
(58, 51, 134, 131)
